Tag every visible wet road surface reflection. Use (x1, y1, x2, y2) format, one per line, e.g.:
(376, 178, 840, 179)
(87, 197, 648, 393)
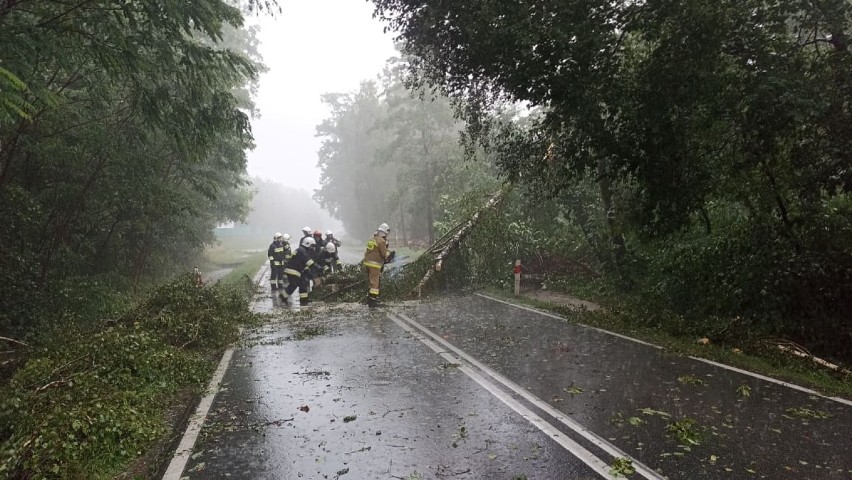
(178, 282, 851, 479)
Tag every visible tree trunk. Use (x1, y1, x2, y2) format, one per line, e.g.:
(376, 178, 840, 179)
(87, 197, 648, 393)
(399, 203, 408, 247)
(414, 185, 509, 296)
(759, 160, 800, 252)
(699, 207, 712, 235)
(596, 155, 626, 278)
(420, 130, 436, 244)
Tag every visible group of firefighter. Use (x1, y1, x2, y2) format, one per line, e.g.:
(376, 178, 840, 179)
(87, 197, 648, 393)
(267, 223, 395, 308)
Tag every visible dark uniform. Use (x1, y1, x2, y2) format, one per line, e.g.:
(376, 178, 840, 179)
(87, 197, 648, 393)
(267, 239, 281, 290)
(312, 232, 326, 259)
(268, 239, 288, 290)
(320, 246, 343, 274)
(281, 244, 320, 306)
(326, 233, 341, 248)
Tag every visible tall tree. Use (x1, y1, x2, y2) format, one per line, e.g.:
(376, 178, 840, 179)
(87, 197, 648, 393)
(0, 0, 267, 335)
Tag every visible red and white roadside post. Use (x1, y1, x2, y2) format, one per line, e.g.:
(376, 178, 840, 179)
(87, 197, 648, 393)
(513, 260, 522, 296)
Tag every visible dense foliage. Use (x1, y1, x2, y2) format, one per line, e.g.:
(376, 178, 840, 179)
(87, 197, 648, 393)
(360, 0, 852, 360)
(0, 275, 258, 479)
(0, 1, 265, 340)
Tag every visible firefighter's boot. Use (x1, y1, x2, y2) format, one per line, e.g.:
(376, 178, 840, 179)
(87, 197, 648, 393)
(367, 294, 384, 309)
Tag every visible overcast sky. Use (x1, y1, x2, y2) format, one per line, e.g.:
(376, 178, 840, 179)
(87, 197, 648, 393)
(246, 1, 397, 192)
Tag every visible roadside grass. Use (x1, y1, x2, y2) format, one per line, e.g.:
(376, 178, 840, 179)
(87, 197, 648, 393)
(481, 286, 852, 399)
(202, 233, 265, 268)
(219, 250, 267, 285)
(0, 275, 261, 479)
(202, 233, 267, 285)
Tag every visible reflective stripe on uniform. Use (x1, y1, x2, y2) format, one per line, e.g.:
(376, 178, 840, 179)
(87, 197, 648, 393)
(274, 247, 284, 253)
(284, 268, 301, 277)
(306, 259, 314, 267)
(268, 256, 274, 260)
(363, 261, 383, 269)
(299, 293, 309, 298)
(369, 288, 380, 295)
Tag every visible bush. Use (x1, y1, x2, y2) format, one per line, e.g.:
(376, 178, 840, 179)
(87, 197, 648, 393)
(0, 274, 258, 479)
(627, 220, 852, 360)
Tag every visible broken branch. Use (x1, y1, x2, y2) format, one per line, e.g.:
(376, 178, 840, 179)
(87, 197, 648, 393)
(0, 336, 29, 347)
(776, 344, 851, 376)
(413, 185, 511, 297)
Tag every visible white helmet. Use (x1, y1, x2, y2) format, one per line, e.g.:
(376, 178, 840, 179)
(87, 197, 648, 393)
(326, 230, 333, 236)
(377, 223, 390, 234)
(300, 236, 316, 248)
(302, 226, 312, 234)
(282, 233, 291, 241)
(325, 242, 336, 253)
(274, 232, 282, 239)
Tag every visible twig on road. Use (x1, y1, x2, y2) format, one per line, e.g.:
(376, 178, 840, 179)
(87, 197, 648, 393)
(0, 336, 29, 347)
(259, 417, 294, 427)
(436, 466, 472, 477)
(345, 446, 372, 455)
(321, 280, 366, 300)
(382, 406, 415, 418)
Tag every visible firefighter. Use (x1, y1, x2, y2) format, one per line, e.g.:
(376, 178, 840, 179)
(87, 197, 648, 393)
(280, 236, 321, 306)
(281, 233, 292, 259)
(301, 226, 312, 241)
(326, 230, 341, 248)
(320, 242, 343, 274)
(280, 233, 293, 290)
(267, 233, 285, 291)
(312, 230, 326, 258)
(362, 223, 394, 308)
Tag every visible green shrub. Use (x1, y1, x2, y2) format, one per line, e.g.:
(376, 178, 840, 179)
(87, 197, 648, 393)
(0, 275, 258, 479)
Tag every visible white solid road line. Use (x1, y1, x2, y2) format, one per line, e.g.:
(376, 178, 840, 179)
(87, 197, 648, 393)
(162, 346, 236, 480)
(395, 312, 664, 480)
(476, 293, 660, 348)
(386, 314, 615, 479)
(475, 292, 852, 408)
(162, 266, 267, 480)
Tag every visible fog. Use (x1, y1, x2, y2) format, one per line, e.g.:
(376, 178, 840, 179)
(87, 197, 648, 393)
(245, 1, 397, 194)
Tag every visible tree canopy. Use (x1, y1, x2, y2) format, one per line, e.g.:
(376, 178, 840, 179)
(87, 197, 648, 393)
(367, 0, 852, 358)
(0, 0, 265, 337)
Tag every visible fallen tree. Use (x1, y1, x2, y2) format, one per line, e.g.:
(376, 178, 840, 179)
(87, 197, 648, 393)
(413, 184, 511, 297)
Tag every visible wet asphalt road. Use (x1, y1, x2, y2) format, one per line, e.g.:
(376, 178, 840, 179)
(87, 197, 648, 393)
(175, 270, 852, 480)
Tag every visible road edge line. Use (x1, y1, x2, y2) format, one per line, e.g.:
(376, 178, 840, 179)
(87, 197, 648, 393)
(161, 265, 266, 479)
(387, 313, 613, 478)
(161, 346, 235, 480)
(393, 312, 663, 480)
(476, 293, 660, 348)
(475, 292, 852, 408)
